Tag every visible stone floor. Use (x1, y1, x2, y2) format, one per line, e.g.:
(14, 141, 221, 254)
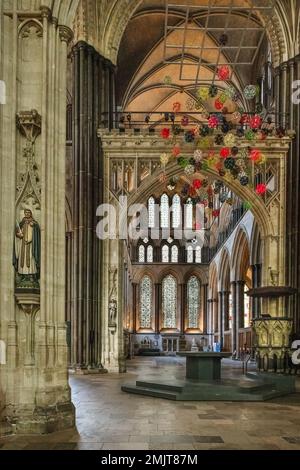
(1, 357, 300, 450)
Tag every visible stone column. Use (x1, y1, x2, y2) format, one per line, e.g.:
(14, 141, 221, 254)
(280, 62, 288, 128)
(71, 42, 112, 372)
(132, 283, 137, 333)
(230, 282, 237, 355)
(218, 292, 223, 348)
(202, 284, 208, 333)
(0, 6, 75, 434)
(222, 291, 230, 333)
(236, 281, 245, 355)
(180, 284, 186, 333)
(155, 283, 161, 333)
(274, 66, 281, 127)
(286, 55, 300, 335)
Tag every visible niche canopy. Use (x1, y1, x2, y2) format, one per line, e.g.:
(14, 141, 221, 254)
(163, 0, 276, 85)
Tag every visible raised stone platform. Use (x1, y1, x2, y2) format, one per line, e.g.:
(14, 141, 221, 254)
(121, 372, 296, 401)
(122, 352, 296, 401)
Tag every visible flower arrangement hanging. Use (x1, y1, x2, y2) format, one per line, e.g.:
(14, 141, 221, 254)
(172, 145, 181, 157)
(220, 147, 231, 159)
(214, 98, 223, 110)
(249, 149, 262, 163)
(209, 85, 218, 98)
(219, 92, 228, 104)
(215, 134, 224, 145)
(224, 133, 236, 147)
(244, 84, 257, 100)
(217, 65, 230, 81)
(193, 179, 202, 190)
(161, 128, 170, 139)
(185, 130, 195, 143)
(256, 183, 267, 195)
(208, 115, 219, 128)
(197, 87, 210, 101)
(160, 153, 170, 166)
(232, 111, 242, 123)
(250, 115, 262, 130)
(184, 164, 195, 176)
(194, 149, 204, 162)
(181, 115, 189, 126)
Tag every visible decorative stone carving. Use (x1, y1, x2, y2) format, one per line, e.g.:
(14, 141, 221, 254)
(16, 110, 41, 144)
(15, 290, 40, 366)
(14, 209, 41, 289)
(253, 317, 293, 372)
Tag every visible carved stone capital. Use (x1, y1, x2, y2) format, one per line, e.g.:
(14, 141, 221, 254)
(59, 25, 74, 44)
(16, 110, 42, 143)
(40, 6, 52, 20)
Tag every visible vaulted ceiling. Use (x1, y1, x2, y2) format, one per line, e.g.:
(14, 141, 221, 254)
(116, 0, 272, 121)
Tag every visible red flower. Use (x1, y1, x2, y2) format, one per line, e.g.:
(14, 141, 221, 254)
(220, 147, 230, 159)
(161, 128, 170, 139)
(215, 99, 223, 110)
(193, 179, 202, 190)
(208, 115, 219, 128)
(212, 209, 220, 218)
(250, 115, 262, 129)
(241, 114, 250, 125)
(172, 146, 181, 157)
(249, 149, 261, 162)
(217, 66, 230, 81)
(256, 183, 267, 195)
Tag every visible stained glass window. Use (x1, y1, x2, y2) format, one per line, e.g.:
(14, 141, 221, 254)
(161, 194, 169, 228)
(148, 197, 155, 228)
(187, 246, 194, 263)
(171, 245, 178, 263)
(195, 246, 202, 263)
(162, 245, 169, 263)
(139, 245, 145, 262)
(140, 276, 152, 329)
(162, 275, 177, 329)
(147, 245, 153, 263)
(185, 198, 193, 229)
(172, 194, 181, 228)
(187, 276, 200, 329)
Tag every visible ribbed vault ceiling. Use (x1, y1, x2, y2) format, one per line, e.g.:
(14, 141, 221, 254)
(116, 0, 274, 121)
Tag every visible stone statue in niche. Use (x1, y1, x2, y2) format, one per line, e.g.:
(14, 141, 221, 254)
(108, 299, 117, 326)
(13, 209, 41, 289)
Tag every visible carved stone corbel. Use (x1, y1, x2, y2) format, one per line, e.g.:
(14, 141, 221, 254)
(16, 110, 41, 144)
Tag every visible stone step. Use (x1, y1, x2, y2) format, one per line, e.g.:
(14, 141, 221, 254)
(121, 384, 178, 400)
(136, 380, 183, 393)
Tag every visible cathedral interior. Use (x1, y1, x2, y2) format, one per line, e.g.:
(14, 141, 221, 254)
(0, 0, 300, 452)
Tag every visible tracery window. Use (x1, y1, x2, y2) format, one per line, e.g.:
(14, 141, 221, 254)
(185, 198, 193, 229)
(171, 245, 179, 263)
(162, 275, 177, 329)
(195, 246, 202, 263)
(187, 276, 200, 329)
(160, 194, 169, 228)
(148, 197, 155, 228)
(172, 194, 181, 228)
(138, 245, 145, 263)
(187, 246, 194, 263)
(162, 245, 169, 263)
(147, 245, 153, 263)
(140, 276, 152, 329)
